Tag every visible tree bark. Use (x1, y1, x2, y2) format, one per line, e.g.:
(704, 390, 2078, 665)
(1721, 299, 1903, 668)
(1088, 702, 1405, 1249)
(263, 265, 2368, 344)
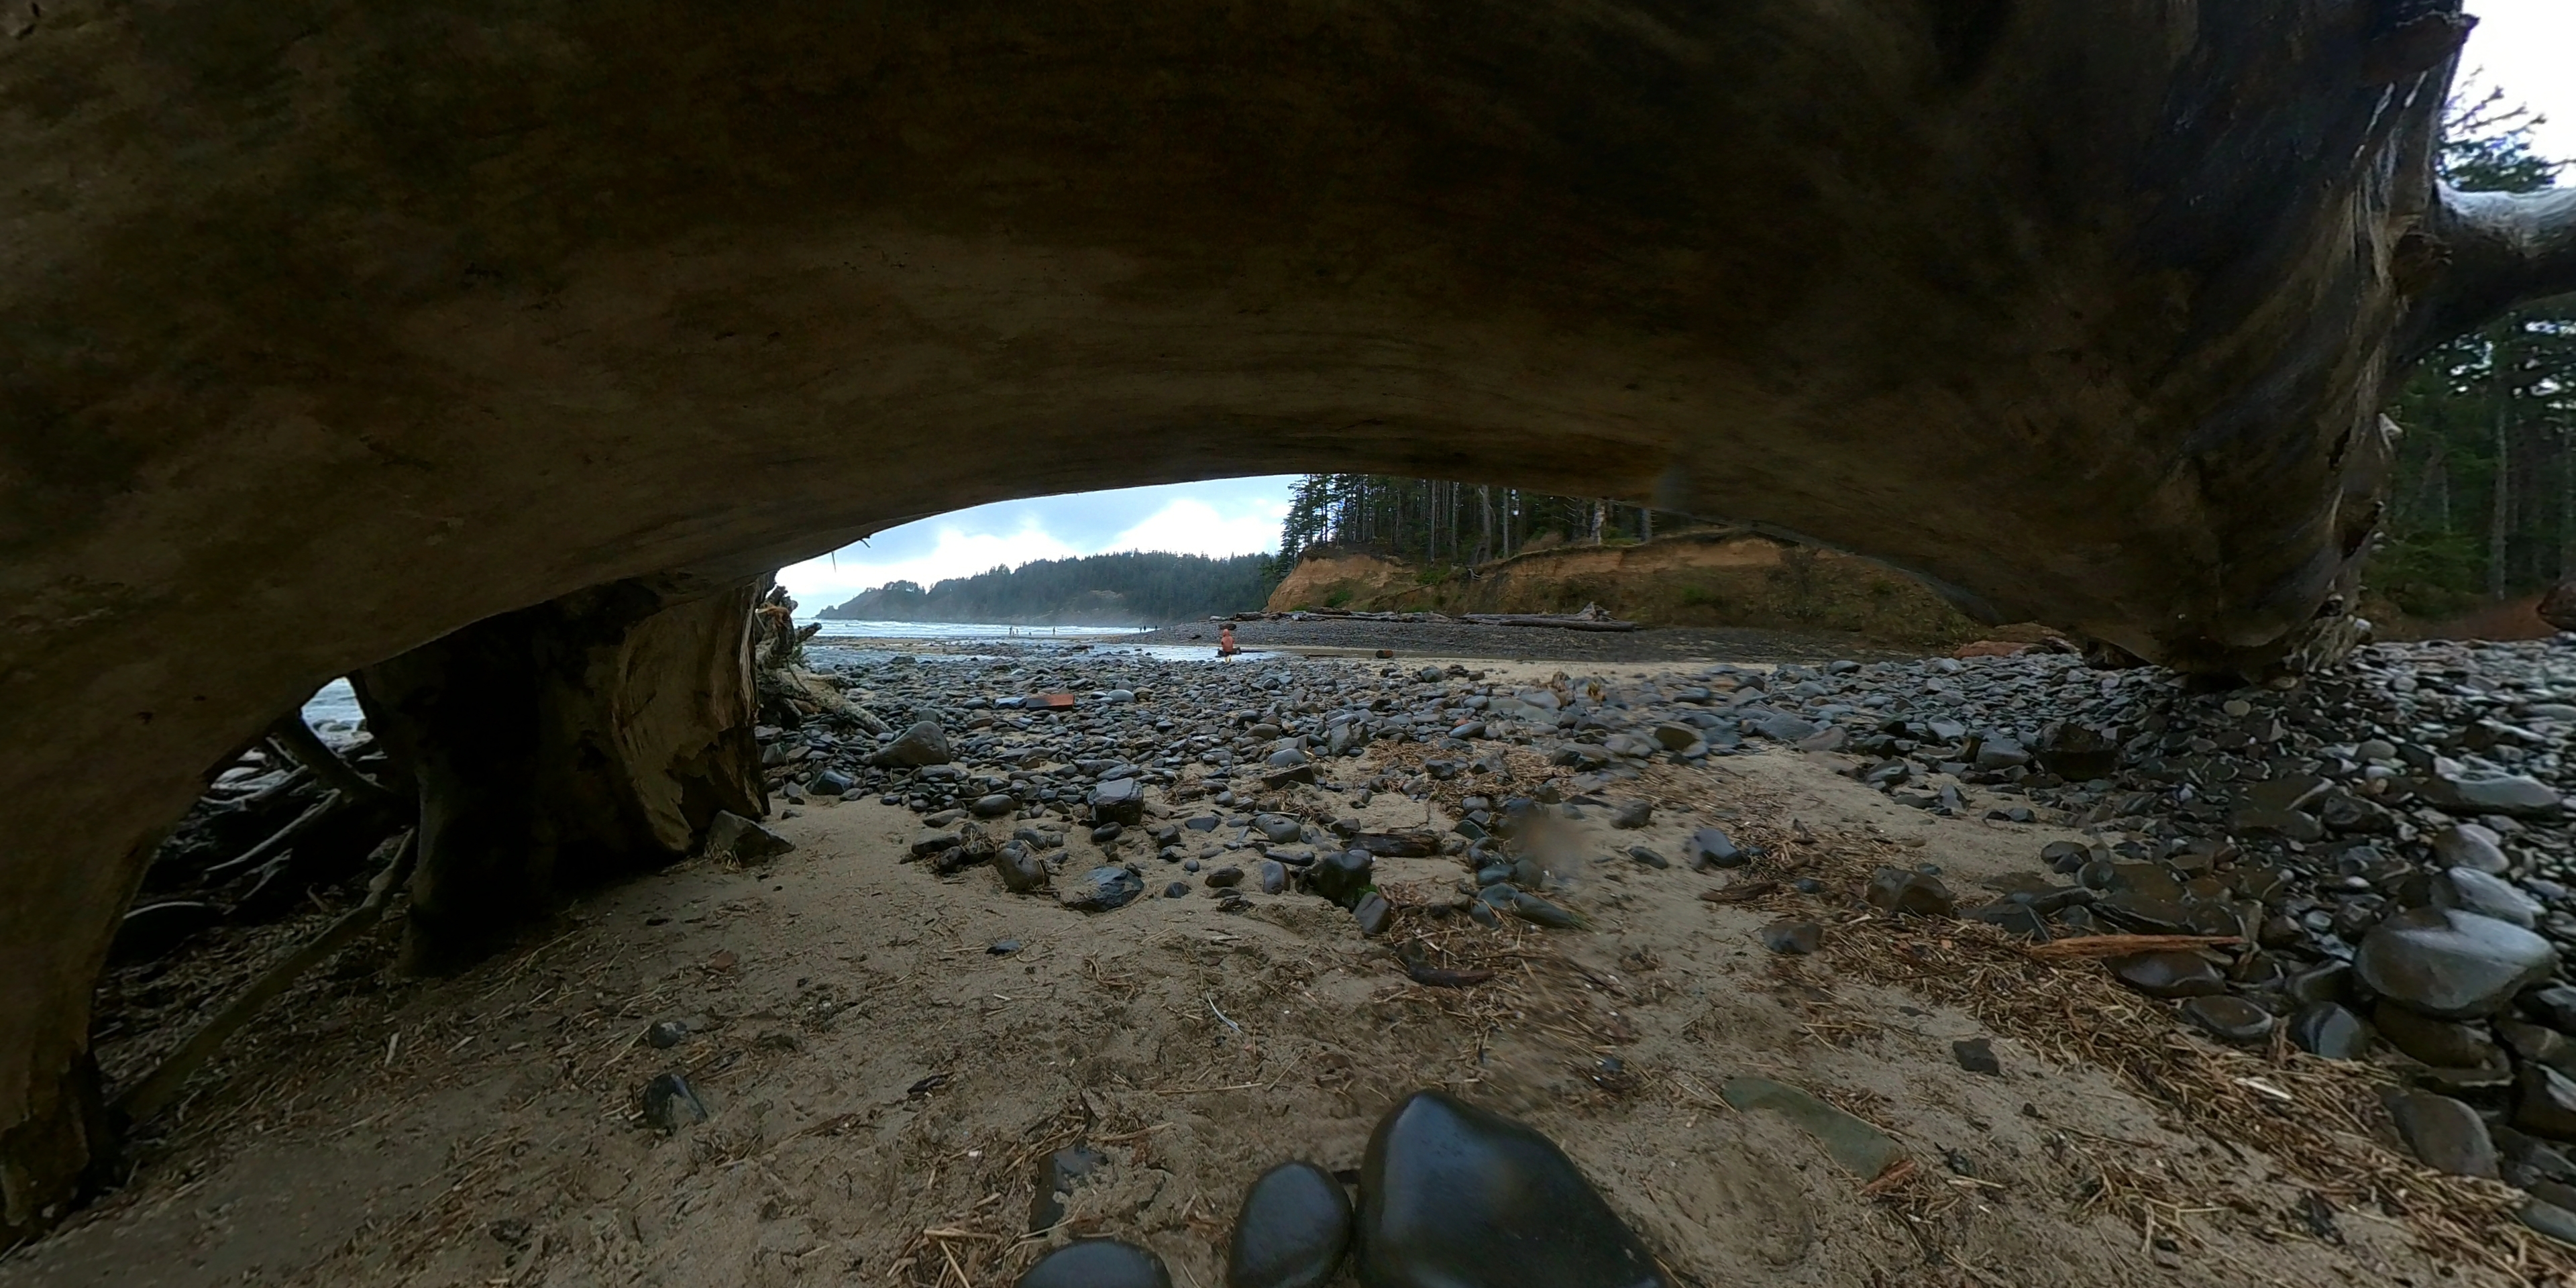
(356, 576, 765, 975)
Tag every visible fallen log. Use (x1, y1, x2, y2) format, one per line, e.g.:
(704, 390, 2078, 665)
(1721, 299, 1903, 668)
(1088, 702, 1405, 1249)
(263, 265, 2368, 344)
(1457, 613, 1640, 632)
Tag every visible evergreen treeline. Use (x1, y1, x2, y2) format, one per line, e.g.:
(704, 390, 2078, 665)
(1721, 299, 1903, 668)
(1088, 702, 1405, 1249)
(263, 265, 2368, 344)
(816, 551, 1273, 625)
(2378, 89, 2576, 620)
(1276, 475, 1683, 568)
(1283, 91, 2576, 628)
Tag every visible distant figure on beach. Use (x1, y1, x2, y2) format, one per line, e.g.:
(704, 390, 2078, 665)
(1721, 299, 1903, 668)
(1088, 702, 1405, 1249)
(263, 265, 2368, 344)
(1217, 623, 1240, 659)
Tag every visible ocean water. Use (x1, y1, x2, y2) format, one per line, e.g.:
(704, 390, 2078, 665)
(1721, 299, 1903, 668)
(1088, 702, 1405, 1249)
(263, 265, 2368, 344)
(803, 619, 1150, 640)
(297, 619, 1264, 729)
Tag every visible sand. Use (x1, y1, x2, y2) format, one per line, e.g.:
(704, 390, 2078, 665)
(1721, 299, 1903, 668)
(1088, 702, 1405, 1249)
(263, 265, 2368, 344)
(3, 714, 2530, 1287)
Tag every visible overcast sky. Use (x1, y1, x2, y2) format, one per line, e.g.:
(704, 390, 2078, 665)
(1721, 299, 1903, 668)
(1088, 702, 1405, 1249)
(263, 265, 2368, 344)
(781, 6, 2571, 613)
(2465, 0, 2575, 164)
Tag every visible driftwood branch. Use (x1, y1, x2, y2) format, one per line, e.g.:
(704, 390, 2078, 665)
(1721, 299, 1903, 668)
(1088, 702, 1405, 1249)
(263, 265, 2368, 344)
(118, 829, 419, 1124)
(265, 712, 402, 810)
(201, 790, 344, 879)
(2403, 186, 2576, 362)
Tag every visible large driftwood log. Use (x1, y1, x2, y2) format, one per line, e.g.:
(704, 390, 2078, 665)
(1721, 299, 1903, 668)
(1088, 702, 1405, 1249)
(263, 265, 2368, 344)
(5, 0, 2575, 1245)
(357, 576, 765, 974)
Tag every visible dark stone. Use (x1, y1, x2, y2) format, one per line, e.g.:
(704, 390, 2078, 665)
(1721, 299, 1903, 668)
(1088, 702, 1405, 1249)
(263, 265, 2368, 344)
(1091, 822, 1126, 844)
(1062, 866, 1146, 912)
(2036, 724, 2119, 780)
(2430, 866, 2542, 928)
(812, 767, 857, 796)
(972, 792, 1020, 817)
(1688, 827, 1748, 870)
(912, 830, 964, 859)
(1016, 1240, 1171, 1288)
(1357, 1091, 1668, 1288)
(1089, 778, 1146, 826)
(702, 810, 794, 863)
(2501, 1020, 2576, 1077)
(1255, 814, 1306, 843)
(2229, 805, 2324, 843)
(1627, 846, 1669, 869)
(998, 843, 1051, 894)
(1863, 868, 1956, 918)
(1609, 800, 1652, 829)
(2431, 823, 2512, 876)
(1760, 920, 1823, 955)
(2419, 769, 2562, 820)
(1165, 881, 1191, 898)
(1951, 1037, 2002, 1075)
(2522, 1200, 2576, 1248)
(870, 721, 953, 767)
(642, 1073, 708, 1132)
(1309, 849, 1375, 908)
(1227, 1161, 1351, 1288)
(1258, 860, 1287, 895)
(645, 1019, 690, 1049)
(2388, 1091, 2499, 1178)
(1206, 865, 1244, 889)
(1353, 892, 1393, 936)
(2354, 908, 2559, 1019)
(2107, 951, 2224, 999)
(1967, 900, 2049, 941)
(2518, 1066, 2576, 1143)
(934, 827, 999, 875)
(2287, 1002, 2372, 1060)
(2526, 985, 2576, 1032)
(1508, 892, 1584, 930)
(2178, 995, 2275, 1044)
(2372, 1004, 2505, 1070)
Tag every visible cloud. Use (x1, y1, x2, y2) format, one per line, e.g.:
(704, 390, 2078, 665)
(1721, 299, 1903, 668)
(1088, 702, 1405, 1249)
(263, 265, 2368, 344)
(1102, 498, 1288, 559)
(773, 476, 1299, 609)
(777, 520, 1079, 608)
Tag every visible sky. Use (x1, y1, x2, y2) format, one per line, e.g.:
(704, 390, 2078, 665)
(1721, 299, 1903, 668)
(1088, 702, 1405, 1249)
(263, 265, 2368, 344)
(780, 6, 2571, 610)
(2463, 0, 2575, 165)
(777, 476, 1298, 610)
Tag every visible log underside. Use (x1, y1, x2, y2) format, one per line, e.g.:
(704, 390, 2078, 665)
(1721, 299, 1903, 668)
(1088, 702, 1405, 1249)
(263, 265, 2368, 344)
(4, 0, 2575, 1246)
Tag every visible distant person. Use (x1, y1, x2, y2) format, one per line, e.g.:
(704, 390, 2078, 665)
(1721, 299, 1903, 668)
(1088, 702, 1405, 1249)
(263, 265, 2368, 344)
(1218, 623, 1240, 659)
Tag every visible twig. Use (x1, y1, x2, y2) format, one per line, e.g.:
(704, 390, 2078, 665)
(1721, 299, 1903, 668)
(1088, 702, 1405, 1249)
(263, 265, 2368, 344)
(1206, 995, 1243, 1035)
(119, 829, 419, 1122)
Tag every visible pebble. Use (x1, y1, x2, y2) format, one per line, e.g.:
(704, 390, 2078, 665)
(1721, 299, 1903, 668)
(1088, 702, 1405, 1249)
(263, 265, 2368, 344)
(2390, 1091, 2500, 1178)
(2287, 1002, 2371, 1059)
(2178, 995, 2275, 1044)
(2374, 1004, 2506, 1069)
(1357, 1091, 1670, 1288)
(1951, 1037, 2002, 1075)
(1226, 1161, 1351, 1288)
(1062, 866, 1146, 912)
(2108, 951, 2225, 999)
(1016, 1240, 1172, 1288)
(641, 1073, 708, 1132)
(1759, 919, 1822, 955)
(2355, 908, 2559, 1019)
